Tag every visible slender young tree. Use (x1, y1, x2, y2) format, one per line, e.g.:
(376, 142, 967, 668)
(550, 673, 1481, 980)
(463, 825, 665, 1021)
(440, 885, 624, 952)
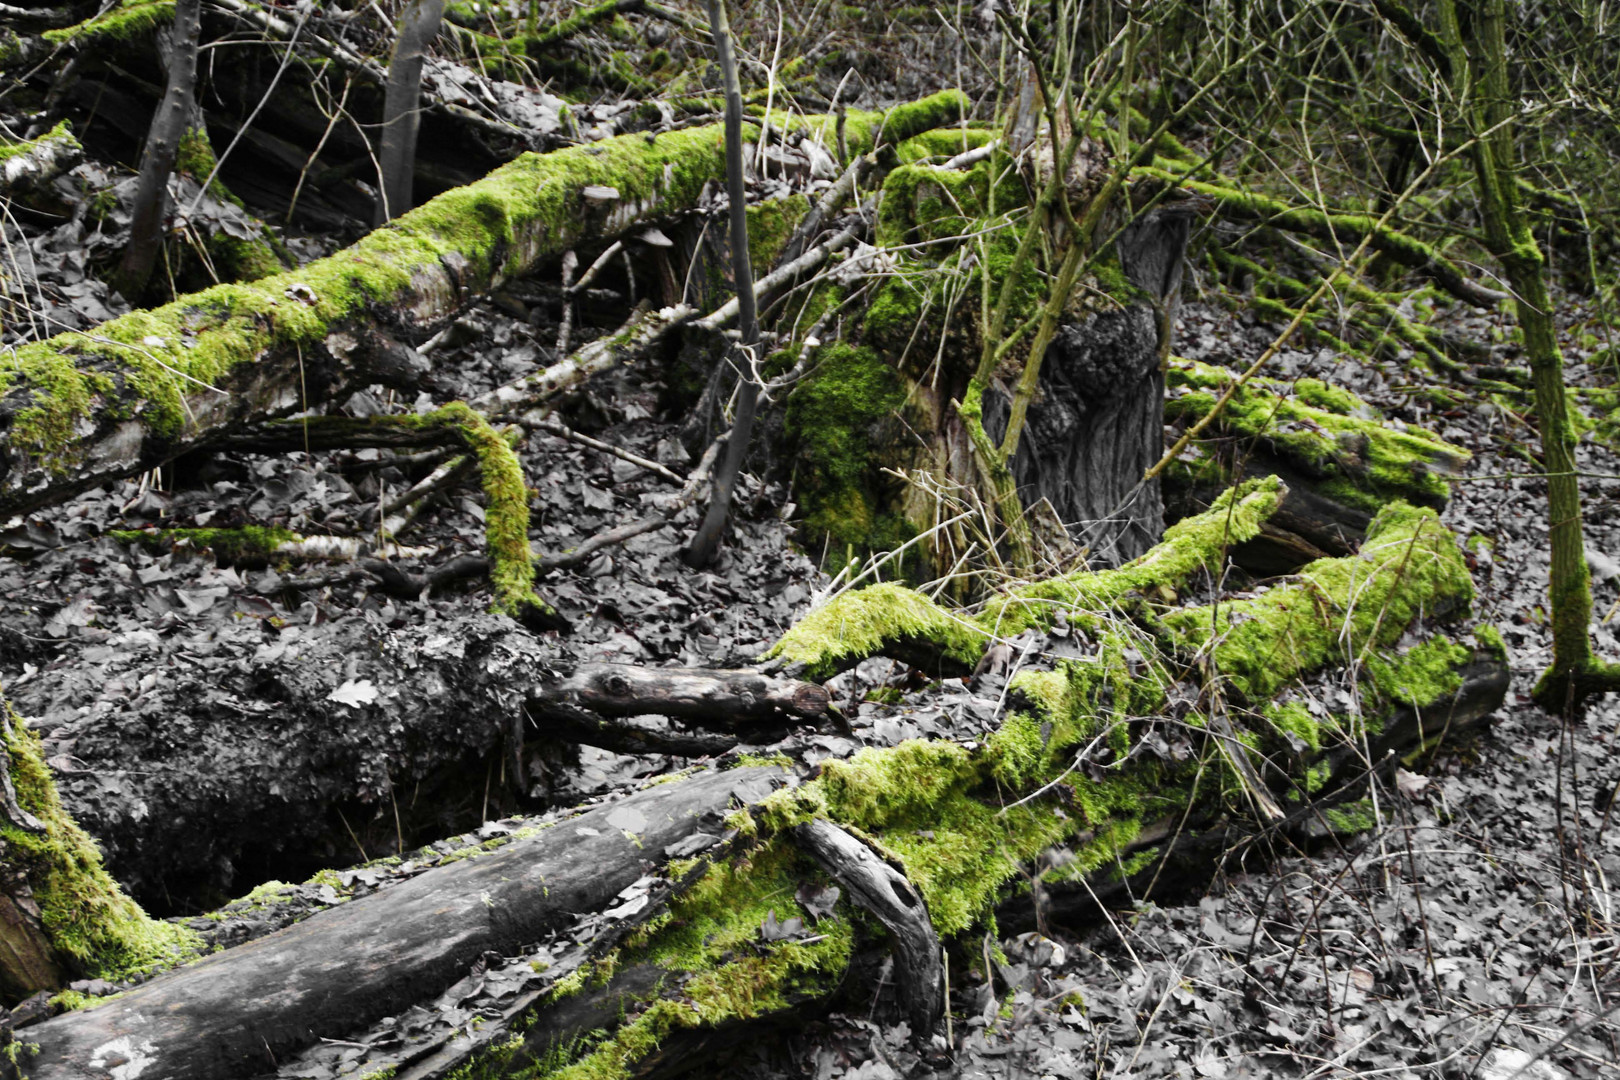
(685, 0, 760, 567)
(111, 0, 202, 301)
(376, 0, 447, 225)
(1429, 0, 1620, 710)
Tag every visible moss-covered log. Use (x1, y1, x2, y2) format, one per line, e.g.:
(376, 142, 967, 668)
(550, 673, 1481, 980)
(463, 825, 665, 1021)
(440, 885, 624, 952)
(1160, 357, 1468, 564)
(0, 121, 82, 200)
(0, 481, 1506, 1076)
(8, 767, 785, 1080)
(1, 695, 198, 1005)
(0, 90, 968, 519)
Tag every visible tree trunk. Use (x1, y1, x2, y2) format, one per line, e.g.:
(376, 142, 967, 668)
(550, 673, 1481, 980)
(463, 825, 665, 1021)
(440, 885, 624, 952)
(375, 0, 447, 225)
(110, 0, 202, 302)
(684, 0, 761, 567)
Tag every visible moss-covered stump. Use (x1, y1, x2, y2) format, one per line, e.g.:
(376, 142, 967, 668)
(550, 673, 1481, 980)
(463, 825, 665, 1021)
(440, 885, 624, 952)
(0, 90, 968, 519)
(1161, 357, 1468, 568)
(0, 694, 198, 1005)
(782, 128, 1187, 570)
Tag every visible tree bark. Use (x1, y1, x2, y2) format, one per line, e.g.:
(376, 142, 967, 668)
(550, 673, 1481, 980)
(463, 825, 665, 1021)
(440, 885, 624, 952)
(685, 0, 761, 568)
(7, 767, 786, 1080)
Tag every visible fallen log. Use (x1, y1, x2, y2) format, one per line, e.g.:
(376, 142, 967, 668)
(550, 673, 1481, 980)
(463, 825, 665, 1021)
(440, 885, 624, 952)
(0, 90, 968, 519)
(6, 766, 787, 1080)
(3, 480, 1508, 1077)
(0, 121, 82, 200)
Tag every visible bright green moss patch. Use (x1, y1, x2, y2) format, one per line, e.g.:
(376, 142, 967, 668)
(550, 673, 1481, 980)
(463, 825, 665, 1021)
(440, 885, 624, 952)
(1161, 501, 1473, 702)
(44, 0, 175, 44)
(745, 195, 809, 278)
(981, 477, 1284, 636)
(762, 581, 987, 679)
(2, 698, 200, 982)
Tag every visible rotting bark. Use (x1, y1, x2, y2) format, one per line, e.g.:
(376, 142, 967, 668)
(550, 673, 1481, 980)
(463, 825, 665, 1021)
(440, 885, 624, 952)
(4, 615, 834, 913)
(0, 90, 968, 520)
(1, 480, 1507, 1076)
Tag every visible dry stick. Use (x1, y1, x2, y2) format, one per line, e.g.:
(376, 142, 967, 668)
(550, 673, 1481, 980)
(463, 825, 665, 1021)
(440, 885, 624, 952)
(554, 249, 579, 355)
(565, 240, 625, 297)
(537, 435, 725, 572)
(534, 417, 683, 484)
(684, 0, 759, 568)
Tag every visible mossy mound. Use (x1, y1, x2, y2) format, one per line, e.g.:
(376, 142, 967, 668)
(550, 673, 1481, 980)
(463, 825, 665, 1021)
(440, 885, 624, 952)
(1164, 357, 1468, 516)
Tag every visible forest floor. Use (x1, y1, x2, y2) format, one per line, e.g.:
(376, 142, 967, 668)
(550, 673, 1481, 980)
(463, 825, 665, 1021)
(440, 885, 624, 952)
(5, 73, 1620, 1080)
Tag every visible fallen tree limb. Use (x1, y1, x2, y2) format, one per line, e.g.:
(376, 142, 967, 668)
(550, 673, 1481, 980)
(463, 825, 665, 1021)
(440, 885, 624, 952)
(10, 766, 787, 1080)
(0, 90, 968, 519)
(0, 120, 82, 198)
(4, 480, 1510, 1074)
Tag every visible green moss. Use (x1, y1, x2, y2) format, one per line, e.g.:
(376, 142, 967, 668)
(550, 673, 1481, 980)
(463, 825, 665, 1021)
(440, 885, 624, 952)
(44, 0, 175, 44)
(0, 121, 78, 164)
(744, 195, 809, 279)
(1323, 799, 1378, 834)
(1363, 635, 1471, 708)
(4, 98, 953, 472)
(980, 477, 1284, 636)
(1160, 501, 1473, 702)
(1166, 359, 1467, 512)
(422, 403, 548, 623)
(2, 697, 201, 982)
(762, 581, 987, 679)
(782, 342, 913, 559)
(110, 525, 300, 562)
(1263, 700, 1323, 753)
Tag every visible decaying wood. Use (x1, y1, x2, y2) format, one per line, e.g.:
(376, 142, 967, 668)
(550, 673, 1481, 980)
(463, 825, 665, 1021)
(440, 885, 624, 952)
(0, 123, 82, 199)
(0, 92, 968, 519)
(794, 818, 943, 1036)
(8, 767, 785, 1080)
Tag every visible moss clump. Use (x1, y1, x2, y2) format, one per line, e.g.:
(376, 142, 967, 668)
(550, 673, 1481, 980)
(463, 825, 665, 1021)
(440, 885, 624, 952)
(422, 403, 549, 624)
(781, 342, 914, 559)
(744, 195, 809, 279)
(981, 477, 1284, 636)
(2, 697, 200, 982)
(44, 0, 175, 44)
(762, 581, 987, 679)
(1160, 501, 1473, 702)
